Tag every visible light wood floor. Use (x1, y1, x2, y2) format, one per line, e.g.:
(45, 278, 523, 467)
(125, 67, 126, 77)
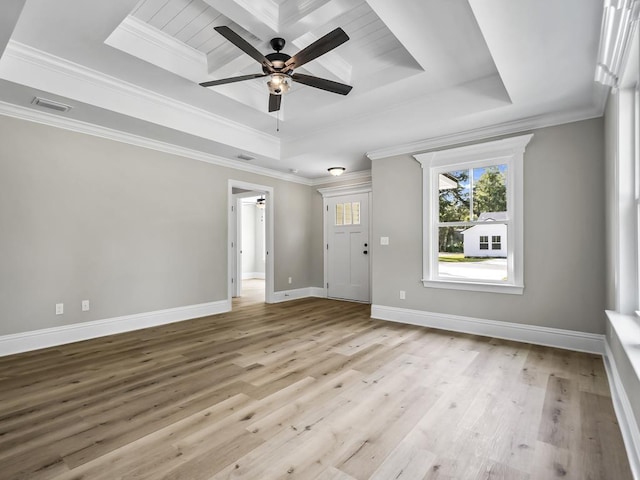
(238, 278, 265, 306)
(0, 292, 632, 479)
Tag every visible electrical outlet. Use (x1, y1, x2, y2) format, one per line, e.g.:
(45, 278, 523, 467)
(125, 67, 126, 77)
(82, 300, 90, 312)
(288, 277, 292, 284)
(400, 290, 406, 300)
(55, 303, 64, 315)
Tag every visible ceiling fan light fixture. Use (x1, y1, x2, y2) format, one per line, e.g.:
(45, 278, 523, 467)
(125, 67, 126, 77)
(267, 73, 291, 95)
(256, 196, 266, 209)
(201, 26, 352, 112)
(328, 167, 346, 176)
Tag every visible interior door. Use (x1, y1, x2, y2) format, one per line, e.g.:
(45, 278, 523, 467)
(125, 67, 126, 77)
(327, 192, 370, 302)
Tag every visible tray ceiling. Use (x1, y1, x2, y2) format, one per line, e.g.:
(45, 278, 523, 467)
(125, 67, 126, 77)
(108, 0, 424, 117)
(0, 0, 605, 179)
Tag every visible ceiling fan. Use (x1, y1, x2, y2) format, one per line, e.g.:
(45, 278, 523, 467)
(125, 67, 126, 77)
(199, 26, 353, 113)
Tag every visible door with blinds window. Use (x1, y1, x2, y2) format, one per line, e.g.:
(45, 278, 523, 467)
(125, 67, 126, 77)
(327, 192, 370, 302)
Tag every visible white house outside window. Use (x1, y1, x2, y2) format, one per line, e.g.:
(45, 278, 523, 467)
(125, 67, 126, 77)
(414, 134, 533, 294)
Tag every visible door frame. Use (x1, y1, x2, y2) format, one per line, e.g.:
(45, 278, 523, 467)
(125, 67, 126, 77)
(228, 180, 274, 305)
(317, 182, 372, 301)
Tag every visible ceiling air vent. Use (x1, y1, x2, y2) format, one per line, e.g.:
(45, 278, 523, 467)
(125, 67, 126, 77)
(31, 97, 73, 113)
(237, 153, 255, 161)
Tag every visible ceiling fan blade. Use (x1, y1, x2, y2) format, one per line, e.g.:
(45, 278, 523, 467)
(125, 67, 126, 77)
(285, 27, 349, 70)
(268, 94, 282, 112)
(200, 73, 268, 87)
(214, 26, 273, 71)
(291, 73, 352, 95)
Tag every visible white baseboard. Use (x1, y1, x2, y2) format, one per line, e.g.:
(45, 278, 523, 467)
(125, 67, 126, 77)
(370, 304, 605, 354)
(270, 287, 326, 303)
(604, 340, 640, 479)
(242, 272, 265, 280)
(309, 287, 326, 298)
(0, 300, 231, 357)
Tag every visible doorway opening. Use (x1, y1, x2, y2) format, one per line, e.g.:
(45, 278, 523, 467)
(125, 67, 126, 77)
(238, 194, 266, 304)
(229, 181, 274, 307)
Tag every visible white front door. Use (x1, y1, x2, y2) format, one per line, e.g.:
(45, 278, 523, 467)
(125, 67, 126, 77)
(327, 192, 370, 302)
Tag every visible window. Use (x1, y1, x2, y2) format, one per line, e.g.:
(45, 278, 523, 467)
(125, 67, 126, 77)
(414, 134, 533, 294)
(335, 203, 343, 225)
(335, 202, 361, 226)
(613, 84, 640, 314)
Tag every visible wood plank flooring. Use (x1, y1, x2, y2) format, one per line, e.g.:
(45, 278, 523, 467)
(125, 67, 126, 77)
(0, 291, 632, 479)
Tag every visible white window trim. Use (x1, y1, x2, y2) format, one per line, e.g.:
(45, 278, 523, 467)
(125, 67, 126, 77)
(414, 134, 533, 295)
(636, 84, 640, 315)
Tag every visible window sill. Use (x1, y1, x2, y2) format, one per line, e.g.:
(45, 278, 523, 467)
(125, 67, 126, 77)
(421, 279, 524, 295)
(606, 310, 640, 379)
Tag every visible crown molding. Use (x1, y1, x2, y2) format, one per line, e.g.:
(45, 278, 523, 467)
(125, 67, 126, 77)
(105, 15, 207, 83)
(310, 169, 371, 186)
(366, 106, 604, 160)
(1, 41, 280, 158)
(317, 181, 372, 197)
(594, 0, 640, 88)
(0, 100, 312, 185)
(413, 133, 533, 167)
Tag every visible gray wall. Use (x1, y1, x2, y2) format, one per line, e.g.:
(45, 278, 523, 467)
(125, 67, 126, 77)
(371, 118, 606, 334)
(0, 114, 318, 336)
(275, 178, 315, 289)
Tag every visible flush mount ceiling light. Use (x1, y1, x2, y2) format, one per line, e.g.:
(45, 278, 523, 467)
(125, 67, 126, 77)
(328, 167, 346, 176)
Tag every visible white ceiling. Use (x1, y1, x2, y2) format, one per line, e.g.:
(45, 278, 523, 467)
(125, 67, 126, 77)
(0, 0, 606, 180)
